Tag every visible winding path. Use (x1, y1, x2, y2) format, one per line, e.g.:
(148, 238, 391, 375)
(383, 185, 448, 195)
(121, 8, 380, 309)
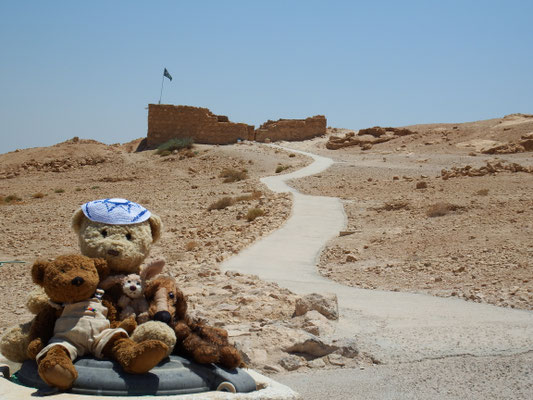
(222, 145, 533, 364)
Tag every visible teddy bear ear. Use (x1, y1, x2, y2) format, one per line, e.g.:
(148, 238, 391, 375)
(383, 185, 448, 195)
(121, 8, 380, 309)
(148, 214, 163, 243)
(93, 258, 109, 280)
(72, 208, 87, 234)
(31, 260, 49, 286)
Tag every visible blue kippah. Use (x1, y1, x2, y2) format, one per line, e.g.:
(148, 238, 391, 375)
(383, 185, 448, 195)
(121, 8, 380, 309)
(81, 198, 151, 225)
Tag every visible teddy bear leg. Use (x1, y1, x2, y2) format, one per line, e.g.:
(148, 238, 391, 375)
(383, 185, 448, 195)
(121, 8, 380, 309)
(103, 332, 168, 374)
(218, 345, 243, 369)
(182, 334, 219, 364)
(117, 316, 137, 335)
(37, 346, 78, 390)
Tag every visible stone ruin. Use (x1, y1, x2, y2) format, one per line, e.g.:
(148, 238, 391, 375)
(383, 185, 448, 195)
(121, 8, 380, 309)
(254, 116, 327, 143)
(146, 104, 326, 148)
(147, 105, 254, 147)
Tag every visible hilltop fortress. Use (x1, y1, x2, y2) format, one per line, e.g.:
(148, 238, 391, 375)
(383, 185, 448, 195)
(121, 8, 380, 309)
(146, 104, 326, 148)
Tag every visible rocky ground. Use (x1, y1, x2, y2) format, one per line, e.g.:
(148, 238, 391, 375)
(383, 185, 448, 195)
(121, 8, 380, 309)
(1, 112, 532, 377)
(1, 139, 354, 373)
(287, 113, 533, 311)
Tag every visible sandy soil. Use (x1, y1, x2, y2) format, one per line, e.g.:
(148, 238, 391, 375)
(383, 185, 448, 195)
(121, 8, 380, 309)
(1, 112, 532, 376)
(0, 139, 318, 372)
(287, 113, 533, 311)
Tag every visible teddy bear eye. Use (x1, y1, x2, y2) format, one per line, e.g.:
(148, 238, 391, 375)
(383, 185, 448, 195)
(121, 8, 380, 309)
(101, 229, 108, 238)
(126, 233, 132, 241)
(168, 292, 175, 299)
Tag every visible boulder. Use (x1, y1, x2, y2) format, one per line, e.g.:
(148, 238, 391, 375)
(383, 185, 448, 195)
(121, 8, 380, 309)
(293, 293, 339, 320)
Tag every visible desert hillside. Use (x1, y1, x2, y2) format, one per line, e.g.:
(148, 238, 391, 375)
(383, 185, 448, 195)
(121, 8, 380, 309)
(1, 112, 532, 375)
(0, 139, 324, 372)
(288, 113, 533, 311)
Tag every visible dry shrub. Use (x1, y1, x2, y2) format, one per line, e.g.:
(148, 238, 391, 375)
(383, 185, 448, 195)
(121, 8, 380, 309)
(54, 188, 65, 193)
(476, 189, 489, 196)
(416, 181, 428, 189)
(236, 191, 262, 202)
(375, 200, 410, 211)
(32, 192, 45, 199)
(99, 176, 136, 182)
(426, 202, 462, 217)
(219, 168, 248, 183)
(185, 241, 198, 251)
(289, 153, 296, 158)
(156, 137, 194, 155)
(208, 197, 235, 211)
(0, 194, 22, 204)
(246, 208, 264, 222)
(275, 165, 290, 174)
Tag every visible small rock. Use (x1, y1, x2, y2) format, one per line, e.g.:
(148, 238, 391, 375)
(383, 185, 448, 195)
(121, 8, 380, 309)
(285, 336, 339, 358)
(308, 358, 326, 368)
(280, 355, 305, 371)
(328, 354, 346, 366)
(263, 364, 284, 373)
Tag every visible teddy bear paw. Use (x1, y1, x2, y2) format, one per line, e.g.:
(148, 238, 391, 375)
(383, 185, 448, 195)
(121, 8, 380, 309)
(114, 338, 168, 374)
(37, 346, 78, 390)
(218, 345, 243, 369)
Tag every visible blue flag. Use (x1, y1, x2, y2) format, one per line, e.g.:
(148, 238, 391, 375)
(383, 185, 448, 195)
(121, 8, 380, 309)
(163, 68, 172, 81)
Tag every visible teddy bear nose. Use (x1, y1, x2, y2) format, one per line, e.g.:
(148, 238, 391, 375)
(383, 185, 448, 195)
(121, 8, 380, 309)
(153, 311, 171, 324)
(107, 249, 120, 257)
(71, 277, 85, 287)
(129, 285, 137, 292)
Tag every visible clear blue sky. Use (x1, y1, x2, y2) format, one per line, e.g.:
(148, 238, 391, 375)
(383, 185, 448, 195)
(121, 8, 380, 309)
(1, 1, 532, 153)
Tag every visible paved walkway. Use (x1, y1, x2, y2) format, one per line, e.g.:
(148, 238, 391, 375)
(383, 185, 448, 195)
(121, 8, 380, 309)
(222, 146, 533, 364)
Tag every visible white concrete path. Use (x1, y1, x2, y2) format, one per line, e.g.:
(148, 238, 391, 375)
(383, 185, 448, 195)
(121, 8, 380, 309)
(222, 146, 533, 363)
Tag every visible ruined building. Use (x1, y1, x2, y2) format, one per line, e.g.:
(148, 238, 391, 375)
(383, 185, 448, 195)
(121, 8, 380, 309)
(254, 116, 327, 142)
(146, 104, 327, 148)
(147, 104, 254, 147)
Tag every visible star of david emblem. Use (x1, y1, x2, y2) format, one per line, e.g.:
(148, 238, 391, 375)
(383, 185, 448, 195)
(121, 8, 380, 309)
(94, 199, 136, 214)
(83, 198, 149, 224)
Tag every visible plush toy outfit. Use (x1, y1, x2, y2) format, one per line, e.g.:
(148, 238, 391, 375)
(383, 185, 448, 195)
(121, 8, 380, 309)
(36, 295, 128, 362)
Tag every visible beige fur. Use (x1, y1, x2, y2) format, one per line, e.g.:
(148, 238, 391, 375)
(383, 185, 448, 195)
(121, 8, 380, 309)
(71, 210, 162, 274)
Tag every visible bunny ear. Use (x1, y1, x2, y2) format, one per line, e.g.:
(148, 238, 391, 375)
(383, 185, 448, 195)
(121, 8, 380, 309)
(140, 259, 165, 282)
(99, 275, 125, 289)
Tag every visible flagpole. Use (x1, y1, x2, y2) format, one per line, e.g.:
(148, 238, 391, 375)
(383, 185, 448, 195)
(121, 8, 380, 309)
(158, 73, 165, 104)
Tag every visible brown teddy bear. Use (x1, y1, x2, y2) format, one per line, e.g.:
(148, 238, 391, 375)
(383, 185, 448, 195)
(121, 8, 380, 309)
(144, 274, 243, 369)
(26, 254, 169, 390)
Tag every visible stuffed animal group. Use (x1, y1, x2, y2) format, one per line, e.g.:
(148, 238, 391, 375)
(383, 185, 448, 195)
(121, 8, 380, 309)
(27, 254, 168, 390)
(0, 198, 242, 391)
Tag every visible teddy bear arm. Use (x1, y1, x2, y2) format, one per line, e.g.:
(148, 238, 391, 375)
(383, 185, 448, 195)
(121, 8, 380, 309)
(117, 316, 137, 335)
(27, 305, 58, 359)
(173, 320, 192, 342)
(118, 295, 131, 309)
(131, 298, 149, 314)
(119, 305, 136, 322)
(102, 298, 119, 325)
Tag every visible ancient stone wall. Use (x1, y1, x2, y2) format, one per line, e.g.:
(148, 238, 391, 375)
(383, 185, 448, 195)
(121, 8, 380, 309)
(254, 115, 327, 142)
(147, 104, 254, 147)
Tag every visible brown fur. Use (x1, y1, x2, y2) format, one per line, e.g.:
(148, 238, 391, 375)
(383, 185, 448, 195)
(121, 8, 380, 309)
(144, 275, 243, 369)
(27, 254, 168, 390)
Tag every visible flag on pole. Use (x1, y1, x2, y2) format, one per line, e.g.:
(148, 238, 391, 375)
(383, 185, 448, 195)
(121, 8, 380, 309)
(163, 68, 172, 81)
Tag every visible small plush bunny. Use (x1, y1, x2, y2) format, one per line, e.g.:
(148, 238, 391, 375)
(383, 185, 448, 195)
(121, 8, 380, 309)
(100, 259, 164, 324)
